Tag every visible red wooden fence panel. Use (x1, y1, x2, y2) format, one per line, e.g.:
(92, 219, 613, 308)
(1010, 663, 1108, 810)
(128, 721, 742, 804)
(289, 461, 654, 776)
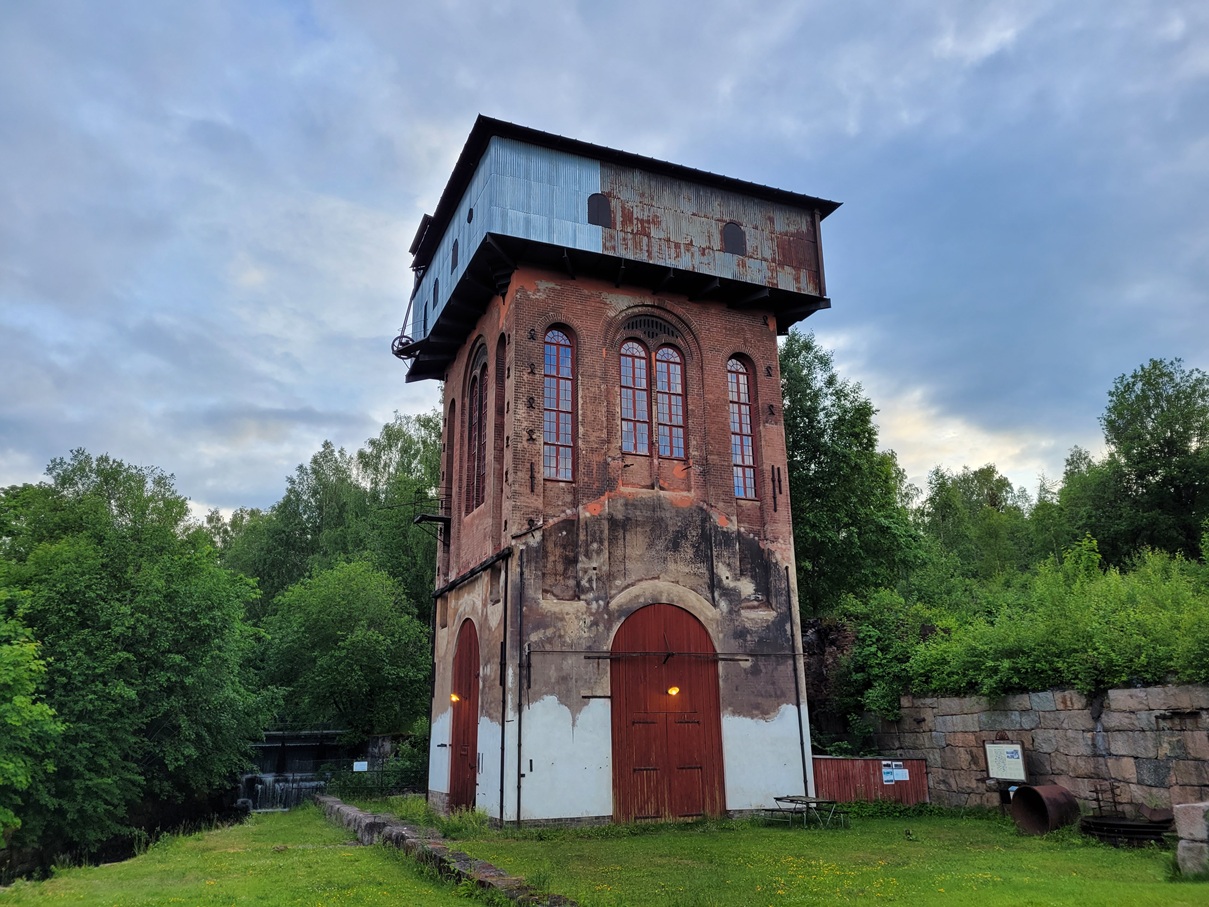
(812, 756, 929, 805)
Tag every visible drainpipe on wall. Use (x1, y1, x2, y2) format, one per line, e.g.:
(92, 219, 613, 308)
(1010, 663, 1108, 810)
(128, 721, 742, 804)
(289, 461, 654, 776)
(498, 557, 509, 823)
(515, 549, 525, 826)
(787, 565, 811, 797)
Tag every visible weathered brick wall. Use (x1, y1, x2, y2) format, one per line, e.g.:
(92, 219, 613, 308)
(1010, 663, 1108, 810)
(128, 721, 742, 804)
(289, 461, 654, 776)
(870, 685, 1209, 813)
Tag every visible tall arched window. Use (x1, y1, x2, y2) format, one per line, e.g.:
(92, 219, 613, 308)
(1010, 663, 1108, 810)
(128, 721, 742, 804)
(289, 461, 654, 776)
(620, 341, 686, 459)
(727, 358, 757, 498)
(620, 341, 650, 455)
(655, 347, 685, 459)
(464, 346, 488, 512)
(543, 329, 574, 481)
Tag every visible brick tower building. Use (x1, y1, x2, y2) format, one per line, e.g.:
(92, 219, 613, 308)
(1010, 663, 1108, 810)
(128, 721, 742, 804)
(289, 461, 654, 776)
(393, 117, 839, 822)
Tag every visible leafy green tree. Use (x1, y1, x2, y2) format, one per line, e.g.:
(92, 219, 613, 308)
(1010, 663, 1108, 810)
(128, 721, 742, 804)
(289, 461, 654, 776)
(920, 465, 1033, 580)
(1100, 358, 1209, 560)
(261, 561, 429, 738)
(0, 452, 267, 858)
(0, 605, 60, 845)
(780, 331, 920, 614)
(215, 412, 440, 620)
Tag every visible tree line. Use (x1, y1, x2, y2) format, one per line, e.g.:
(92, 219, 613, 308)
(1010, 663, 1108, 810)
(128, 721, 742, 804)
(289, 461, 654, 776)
(781, 333, 1209, 745)
(1, 414, 440, 872)
(3, 335, 1207, 864)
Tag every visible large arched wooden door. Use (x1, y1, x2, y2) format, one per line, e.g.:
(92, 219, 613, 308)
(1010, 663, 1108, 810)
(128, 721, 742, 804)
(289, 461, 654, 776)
(611, 604, 725, 821)
(449, 619, 480, 811)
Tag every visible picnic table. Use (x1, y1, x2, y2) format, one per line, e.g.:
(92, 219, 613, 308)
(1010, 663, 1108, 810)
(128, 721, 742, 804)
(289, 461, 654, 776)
(767, 795, 849, 828)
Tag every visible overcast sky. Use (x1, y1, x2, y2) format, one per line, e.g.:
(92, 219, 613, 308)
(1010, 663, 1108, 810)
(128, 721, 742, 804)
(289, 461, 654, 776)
(2, 1, 1207, 513)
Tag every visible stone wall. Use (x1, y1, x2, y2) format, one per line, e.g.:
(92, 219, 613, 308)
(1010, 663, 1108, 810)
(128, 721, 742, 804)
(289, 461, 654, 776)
(869, 684, 1209, 813)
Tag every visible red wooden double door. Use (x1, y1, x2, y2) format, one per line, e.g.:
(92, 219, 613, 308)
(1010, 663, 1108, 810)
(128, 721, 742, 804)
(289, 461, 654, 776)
(448, 605, 725, 821)
(610, 604, 725, 821)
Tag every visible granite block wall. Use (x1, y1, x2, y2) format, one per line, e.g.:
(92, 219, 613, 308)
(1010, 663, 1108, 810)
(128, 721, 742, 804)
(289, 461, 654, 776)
(870, 684, 1209, 813)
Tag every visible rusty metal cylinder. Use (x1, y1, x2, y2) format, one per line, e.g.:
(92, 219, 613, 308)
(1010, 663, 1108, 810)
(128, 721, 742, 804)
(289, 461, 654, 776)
(1009, 784, 1081, 835)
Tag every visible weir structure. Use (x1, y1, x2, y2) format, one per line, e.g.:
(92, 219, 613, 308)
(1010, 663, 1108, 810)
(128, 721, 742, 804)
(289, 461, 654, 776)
(394, 116, 839, 822)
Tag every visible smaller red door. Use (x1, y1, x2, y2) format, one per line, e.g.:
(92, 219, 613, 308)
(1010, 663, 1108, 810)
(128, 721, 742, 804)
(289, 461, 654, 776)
(448, 619, 480, 811)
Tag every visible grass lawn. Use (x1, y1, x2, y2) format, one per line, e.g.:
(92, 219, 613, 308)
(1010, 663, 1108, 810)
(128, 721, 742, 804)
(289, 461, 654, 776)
(370, 797, 1204, 907)
(0, 805, 466, 907)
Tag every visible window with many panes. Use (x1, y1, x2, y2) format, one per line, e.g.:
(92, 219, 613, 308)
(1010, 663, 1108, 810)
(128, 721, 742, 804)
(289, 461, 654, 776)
(543, 329, 574, 480)
(727, 358, 757, 498)
(464, 347, 488, 512)
(620, 341, 686, 459)
(655, 347, 686, 458)
(620, 341, 650, 454)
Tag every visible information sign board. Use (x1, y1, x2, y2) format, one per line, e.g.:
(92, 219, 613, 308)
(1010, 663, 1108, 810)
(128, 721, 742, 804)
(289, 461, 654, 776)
(984, 742, 1027, 782)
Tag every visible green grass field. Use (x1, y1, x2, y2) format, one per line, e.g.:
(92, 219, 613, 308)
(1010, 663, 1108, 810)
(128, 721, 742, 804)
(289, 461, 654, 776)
(0, 806, 465, 907)
(371, 796, 1203, 907)
(4, 800, 1205, 907)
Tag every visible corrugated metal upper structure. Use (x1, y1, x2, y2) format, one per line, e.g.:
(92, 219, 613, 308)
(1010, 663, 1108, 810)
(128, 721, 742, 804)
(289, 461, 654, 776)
(393, 115, 841, 382)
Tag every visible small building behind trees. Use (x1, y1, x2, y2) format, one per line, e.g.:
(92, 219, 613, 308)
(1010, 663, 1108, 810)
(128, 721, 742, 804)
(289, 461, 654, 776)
(394, 117, 839, 822)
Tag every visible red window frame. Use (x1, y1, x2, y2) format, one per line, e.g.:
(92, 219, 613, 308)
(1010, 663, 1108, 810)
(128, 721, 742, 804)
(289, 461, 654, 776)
(655, 347, 686, 459)
(620, 340, 650, 455)
(727, 358, 757, 498)
(543, 329, 574, 481)
(464, 349, 488, 512)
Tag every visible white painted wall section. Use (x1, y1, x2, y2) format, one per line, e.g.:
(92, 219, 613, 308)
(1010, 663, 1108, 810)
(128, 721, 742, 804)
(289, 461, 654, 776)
(721, 704, 812, 808)
(519, 695, 613, 820)
(428, 707, 452, 796)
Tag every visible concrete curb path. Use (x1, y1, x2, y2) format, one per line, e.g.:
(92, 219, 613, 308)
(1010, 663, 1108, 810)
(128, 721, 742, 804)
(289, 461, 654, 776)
(315, 796, 579, 905)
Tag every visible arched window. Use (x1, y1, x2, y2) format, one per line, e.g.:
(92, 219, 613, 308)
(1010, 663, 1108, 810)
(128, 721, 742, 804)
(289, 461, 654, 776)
(464, 346, 488, 512)
(543, 329, 574, 480)
(620, 340, 686, 459)
(655, 347, 686, 458)
(444, 400, 456, 520)
(620, 341, 650, 455)
(451, 238, 459, 272)
(587, 193, 612, 228)
(722, 221, 746, 255)
(727, 358, 757, 498)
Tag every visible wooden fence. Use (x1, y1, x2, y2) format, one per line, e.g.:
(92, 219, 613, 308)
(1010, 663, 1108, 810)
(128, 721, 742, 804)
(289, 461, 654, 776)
(813, 756, 929, 805)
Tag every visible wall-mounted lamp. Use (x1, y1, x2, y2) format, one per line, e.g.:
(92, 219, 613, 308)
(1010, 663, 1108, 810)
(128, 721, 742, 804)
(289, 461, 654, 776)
(667, 686, 680, 696)
(450, 693, 461, 703)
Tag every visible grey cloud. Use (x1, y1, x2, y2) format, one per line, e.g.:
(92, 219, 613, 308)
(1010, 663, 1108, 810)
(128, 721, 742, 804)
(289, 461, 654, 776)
(1, 0, 1206, 508)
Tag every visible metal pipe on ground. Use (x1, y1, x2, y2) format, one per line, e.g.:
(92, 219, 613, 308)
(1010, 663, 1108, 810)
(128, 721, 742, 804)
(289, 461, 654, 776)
(1010, 784, 1081, 835)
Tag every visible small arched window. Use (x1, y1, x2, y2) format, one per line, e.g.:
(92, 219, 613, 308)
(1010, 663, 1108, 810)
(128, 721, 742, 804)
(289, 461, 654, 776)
(543, 329, 574, 481)
(727, 358, 757, 498)
(722, 221, 746, 255)
(587, 193, 612, 228)
(451, 238, 459, 272)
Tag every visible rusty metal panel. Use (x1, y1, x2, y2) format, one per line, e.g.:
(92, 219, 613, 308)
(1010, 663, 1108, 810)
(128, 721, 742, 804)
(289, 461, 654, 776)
(449, 619, 481, 810)
(600, 162, 821, 296)
(611, 604, 725, 821)
(812, 756, 929, 805)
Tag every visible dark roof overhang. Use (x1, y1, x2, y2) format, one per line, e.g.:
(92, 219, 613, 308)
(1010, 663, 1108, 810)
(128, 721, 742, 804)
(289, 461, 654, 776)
(398, 234, 829, 383)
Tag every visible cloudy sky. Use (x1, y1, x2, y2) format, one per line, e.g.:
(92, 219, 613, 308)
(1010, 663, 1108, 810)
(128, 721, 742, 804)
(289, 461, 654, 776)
(2, 1, 1207, 513)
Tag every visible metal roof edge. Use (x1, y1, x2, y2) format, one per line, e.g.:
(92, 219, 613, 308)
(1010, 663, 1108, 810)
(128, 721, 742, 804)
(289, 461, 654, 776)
(412, 114, 842, 268)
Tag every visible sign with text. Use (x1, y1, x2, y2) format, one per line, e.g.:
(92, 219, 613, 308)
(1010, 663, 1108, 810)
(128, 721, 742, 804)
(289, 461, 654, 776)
(983, 742, 1027, 782)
